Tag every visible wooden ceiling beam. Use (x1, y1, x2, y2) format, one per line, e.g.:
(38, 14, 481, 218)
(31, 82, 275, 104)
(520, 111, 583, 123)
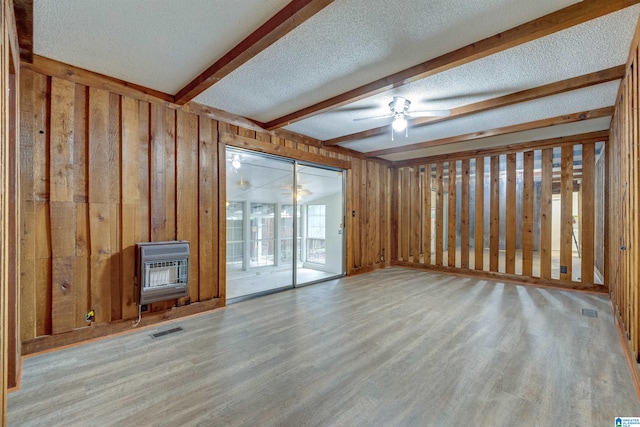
(174, 0, 334, 105)
(323, 66, 624, 146)
(391, 131, 609, 167)
(365, 106, 615, 157)
(13, 0, 33, 62)
(264, 0, 638, 130)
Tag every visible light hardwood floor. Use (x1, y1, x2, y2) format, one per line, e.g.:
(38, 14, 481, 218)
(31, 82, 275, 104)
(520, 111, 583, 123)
(8, 268, 640, 426)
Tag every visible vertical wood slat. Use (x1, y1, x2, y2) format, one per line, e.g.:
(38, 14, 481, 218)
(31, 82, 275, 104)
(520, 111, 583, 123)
(489, 156, 500, 272)
(422, 164, 432, 265)
(216, 139, 224, 301)
(435, 163, 444, 266)
(505, 153, 516, 274)
(540, 148, 553, 279)
(177, 110, 200, 303)
(460, 159, 470, 269)
(474, 157, 484, 271)
(49, 77, 77, 333)
(88, 87, 111, 324)
(73, 85, 89, 328)
(560, 145, 574, 282)
(411, 167, 420, 262)
(19, 69, 36, 341)
(400, 168, 409, 262)
(581, 143, 595, 284)
(448, 161, 457, 267)
(634, 48, 640, 358)
(522, 151, 534, 277)
(198, 118, 215, 301)
(389, 166, 398, 264)
(109, 93, 122, 321)
(121, 96, 139, 320)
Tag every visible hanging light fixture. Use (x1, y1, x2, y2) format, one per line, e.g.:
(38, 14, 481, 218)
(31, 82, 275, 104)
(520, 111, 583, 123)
(231, 154, 241, 169)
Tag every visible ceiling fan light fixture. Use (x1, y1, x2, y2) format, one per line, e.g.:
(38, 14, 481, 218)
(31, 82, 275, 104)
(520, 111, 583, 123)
(392, 115, 408, 132)
(390, 96, 410, 114)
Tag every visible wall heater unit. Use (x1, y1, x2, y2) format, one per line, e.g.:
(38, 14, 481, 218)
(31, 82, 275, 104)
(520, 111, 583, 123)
(135, 241, 189, 305)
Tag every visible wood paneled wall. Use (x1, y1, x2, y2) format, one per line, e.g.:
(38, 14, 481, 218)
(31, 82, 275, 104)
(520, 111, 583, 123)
(19, 69, 226, 350)
(17, 63, 391, 354)
(609, 17, 640, 379)
(393, 140, 605, 293)
(2, 0, 20, 420)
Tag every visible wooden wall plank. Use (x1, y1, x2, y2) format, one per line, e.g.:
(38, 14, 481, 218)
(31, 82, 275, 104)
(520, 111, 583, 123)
(489, 156, 500, 272)
(435, 163, 444, 266)
(198, 117, 215, 301)
(150, 103, 167, 242)
(49, 77, 74, 203)
(120, 96, 139, 320)
(474, 157, 484, 271)
(461, 159, 470, 269)
(505, 153, 516, 274)
(73, 84, 87, 203)
(422, 164, 432, 265)
(560, 145, 574, 281)
(540, 148, 553, 279)
(522, 151, 534, 277)
(448, 161, 457, 267)
(109, 93, 122, 321)
(19, 69, 36, 341)
(88, 87, 111, 324)
(216, 138, 224, 301)
(581, 143, 595, 284)
(400, 168, 409, 262)
(411, 167, 420, 262)
(177, 110, 200, 303)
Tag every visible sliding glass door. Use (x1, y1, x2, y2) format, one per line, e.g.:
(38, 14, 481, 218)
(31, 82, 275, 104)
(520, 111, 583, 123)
(225, 148, 345, 301)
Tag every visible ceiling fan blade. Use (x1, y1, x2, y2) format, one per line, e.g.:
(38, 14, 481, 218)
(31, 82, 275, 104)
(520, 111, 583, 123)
(408, 110, 451, 118)
(353, 114, 393, 122)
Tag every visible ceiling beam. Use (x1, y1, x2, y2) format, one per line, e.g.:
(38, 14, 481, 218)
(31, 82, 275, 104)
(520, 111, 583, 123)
(13, 0, 33, 62)
(323, 65, 624, 146)
(365, 106, 614, 158)
(174, 0, 335, 105)
(264, 0, 638, 130)
(391, 131, 610, 167)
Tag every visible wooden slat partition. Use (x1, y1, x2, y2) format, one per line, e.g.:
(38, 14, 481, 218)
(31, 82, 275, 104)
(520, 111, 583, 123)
(609, 16, 640, 383)
(393, 138, 607, 293)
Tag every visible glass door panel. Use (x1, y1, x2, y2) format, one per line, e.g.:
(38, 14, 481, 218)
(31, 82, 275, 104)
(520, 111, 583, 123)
(296, 164, 345, 286)
(225, 149, 294, 300)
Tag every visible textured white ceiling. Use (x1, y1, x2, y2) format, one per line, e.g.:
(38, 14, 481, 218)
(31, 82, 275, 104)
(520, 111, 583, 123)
(341, 81, 619, 152)
(34, 0, 290, 93)
(194, 0, 580, 121)
(286, 5, 640, 142)
(31, 1, 640, 163)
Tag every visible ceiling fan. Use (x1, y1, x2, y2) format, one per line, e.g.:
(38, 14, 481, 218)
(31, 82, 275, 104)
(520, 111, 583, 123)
(354, 96, 451, 140)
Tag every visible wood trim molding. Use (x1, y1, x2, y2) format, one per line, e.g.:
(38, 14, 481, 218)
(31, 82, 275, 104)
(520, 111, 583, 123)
(22, 54, 176, 104)
(264, 0, 638, 130)
(324, 66, 624, 146)
(219, 132, 351, 169)
(392, 131, 609, 167)
(174, 0, 335, 105)
(20, 299, 222, 356)
(365, 106, 615, 157)
(392, 261, 608, 294)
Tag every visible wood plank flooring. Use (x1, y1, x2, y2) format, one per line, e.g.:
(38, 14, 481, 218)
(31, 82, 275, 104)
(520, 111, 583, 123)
(8, 268, 640, 426)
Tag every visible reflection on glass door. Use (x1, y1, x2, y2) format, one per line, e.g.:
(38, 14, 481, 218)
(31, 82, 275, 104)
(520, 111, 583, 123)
(225, 148, 345, 301)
